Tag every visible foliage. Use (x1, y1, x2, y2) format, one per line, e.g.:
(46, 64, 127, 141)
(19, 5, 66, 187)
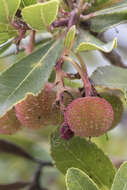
(0, 0, 127, 189)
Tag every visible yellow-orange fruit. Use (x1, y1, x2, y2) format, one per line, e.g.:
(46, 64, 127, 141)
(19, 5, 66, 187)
(65, 97, 114, 137)
(15, 83, 81, 129)
(0, 107, 21, 134)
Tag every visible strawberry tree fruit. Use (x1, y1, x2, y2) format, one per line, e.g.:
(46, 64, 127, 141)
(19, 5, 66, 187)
(15, 83, 81, 129)
(65, 97, 114, 137)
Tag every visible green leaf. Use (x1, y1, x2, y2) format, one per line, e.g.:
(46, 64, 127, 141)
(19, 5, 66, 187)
(90, 1, 127, 32)
(123, 183, 127, 190)
(64, 25, 76, 52)
(0, 0, 21, 24)
(76, 31, 117, 53)
(0, 40, 12, 56)
(0, 33, 11, 44)
(91, 66, 127, 91)
(98, 88, 125, 129)
(22, 0, 59, 30)
(66, 168, 99, 190)
(0, 23, 17, 45)
(86, 0, 109, 12)
(111, 161, 127, 190)
(0, 39, 63, 117)
(86, 0, 125, 13)
(50, 128, 116, 190)
(21, 0, 37, 8)
(0, 32, 16, 45)
(0, 23, 17, 35)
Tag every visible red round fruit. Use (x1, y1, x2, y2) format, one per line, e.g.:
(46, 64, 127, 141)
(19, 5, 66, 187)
(15, 82, 81, 129)
(65, 97, 114, 137)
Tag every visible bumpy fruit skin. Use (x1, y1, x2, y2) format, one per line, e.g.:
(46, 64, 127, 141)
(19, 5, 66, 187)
(15, 93, 45, 129)
(0, 107, 21, 134)
(15, 83, 61, 129)
(15, 83, 81, 129)
(65, 97, 114, 137)
(99, 92, 124, 129)
(38, 83, 63, 126)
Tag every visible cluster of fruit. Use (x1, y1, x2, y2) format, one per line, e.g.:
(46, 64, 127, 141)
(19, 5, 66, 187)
(0, 82, 80, 134)
(0, 82, 123, 139)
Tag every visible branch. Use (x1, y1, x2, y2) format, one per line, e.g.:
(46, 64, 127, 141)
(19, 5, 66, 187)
(0, 181, 30, 190)
(67, 8, 78, 31)
(28, 162, 53, 190)
(65, 72, 81, 80)
(0, 139, 53, 166)
(28, 165, 44, 190)
(52, 18, 68, 28)
(0, 139, 53, 190)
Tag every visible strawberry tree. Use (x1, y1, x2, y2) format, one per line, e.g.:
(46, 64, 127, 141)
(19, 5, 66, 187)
(0, 0, 127, 189)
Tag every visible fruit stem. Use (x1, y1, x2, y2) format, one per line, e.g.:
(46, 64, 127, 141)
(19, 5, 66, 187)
(63, 55, 92, 96)
(63, 56, 91, 96)
(26, 30, 36, 55)
(75, 53, 87, 74)
(75, 53, 93, 96)
(55, 57, 68, 113)
(63, 55, 83, 78)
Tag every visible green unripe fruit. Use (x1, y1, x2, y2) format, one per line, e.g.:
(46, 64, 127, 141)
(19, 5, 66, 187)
(65, 97, 114, 137)
(99, 92, 124, 129)
(15, 83, 81, 129)
(0, 108, 21, 134)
